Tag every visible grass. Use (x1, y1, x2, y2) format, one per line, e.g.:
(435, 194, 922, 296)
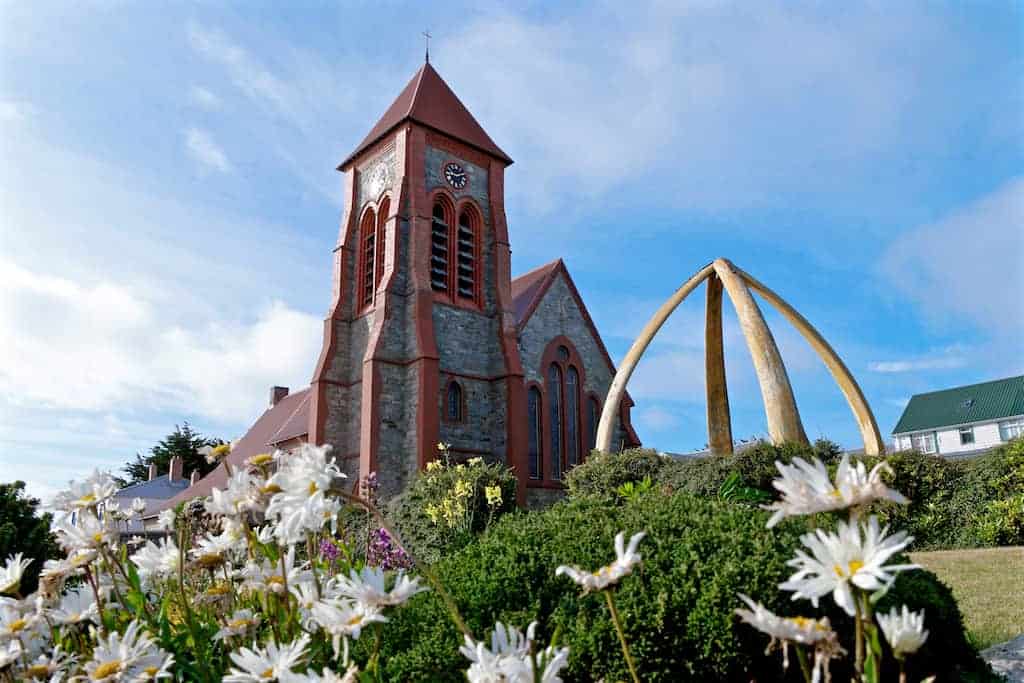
(910, 546, 1024, 651)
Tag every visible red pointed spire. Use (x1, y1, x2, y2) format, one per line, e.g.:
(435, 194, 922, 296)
(339, 63, 512, 170)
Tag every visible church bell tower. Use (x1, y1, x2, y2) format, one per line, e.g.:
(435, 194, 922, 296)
(307, 62, 529, 501)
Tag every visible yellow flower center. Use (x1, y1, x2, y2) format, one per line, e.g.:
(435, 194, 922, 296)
(228, 619, 250, 629)
(92, 533, 105, 544)
(249, 453, 273, 466)
(347, 615, 363, 626)
(26, 665, 50, 676)
(833, 559, 864, 577)
(261, 668, 274, 678)
(260, 484, 283, 495)
(267, 575, 285, 586)
(8, 618, 26, 632)
(78, 493, 97, 505)
(206, 584, 230, 596)
(92, 660, 123, 678)
(212, 444, 231, 456)
(308, 482, 318, 495)
(196, 554, 225, 569)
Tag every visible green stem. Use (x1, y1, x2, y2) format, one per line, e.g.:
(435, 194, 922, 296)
(853, 591, 864, 678)
(795, 645, 813, 683)
(604, 590, 640, 683)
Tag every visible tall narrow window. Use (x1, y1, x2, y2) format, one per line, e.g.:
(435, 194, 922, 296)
(588, 397, 600, 451)
(528, 387, 542, 479)
(430, 202, 449, 292)
(547, 364, 563, 480)
(456, 210, 475, 300)
(566, 367, 580, 467)
(375, 198, 389, 289)
(359, 208, 376, 308)
(446, 382, 463, 422)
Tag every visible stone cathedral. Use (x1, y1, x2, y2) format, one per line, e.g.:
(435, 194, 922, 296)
(164, 62, 639, 510)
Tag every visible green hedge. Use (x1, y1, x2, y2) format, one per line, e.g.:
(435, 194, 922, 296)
(365, 492, 994, 682)
(564, 448, 670, 500)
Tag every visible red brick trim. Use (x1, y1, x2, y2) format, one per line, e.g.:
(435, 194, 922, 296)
(425, 129, 495, 170)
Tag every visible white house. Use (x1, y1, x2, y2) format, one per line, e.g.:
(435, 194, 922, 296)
(892, 375, 1024, 456)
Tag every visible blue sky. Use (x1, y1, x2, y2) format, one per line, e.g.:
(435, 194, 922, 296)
(1, 2, 1021, 502)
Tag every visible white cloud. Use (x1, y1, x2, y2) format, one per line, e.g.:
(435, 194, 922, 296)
(635, 405, 682, 432)
(0, 260, 322, 424)
(880, 178, 1024, 342)
(868, 348, 968, 374)
(0, 100, 33, 122)
(189, 85, 221, 110)
(185, 127, 232, 173)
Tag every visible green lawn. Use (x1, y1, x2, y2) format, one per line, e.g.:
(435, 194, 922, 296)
(910, 546, 1024, 651)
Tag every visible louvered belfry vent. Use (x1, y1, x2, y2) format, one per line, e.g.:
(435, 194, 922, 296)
(431, 202, 449, 292)
(456, 211, 475, 299)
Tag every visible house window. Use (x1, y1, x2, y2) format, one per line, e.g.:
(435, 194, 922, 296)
(959, 426, 975, 446)
(528, 387, 542, 479)
(446, 382, 463, 422)
(999, 418, 1024, 441)
(547, 364, 563, 480)
(430, 202, 450, 292)
(359, 208, 377, 308)
(911, 432, 937, 454)
(456, 210, 476, 300)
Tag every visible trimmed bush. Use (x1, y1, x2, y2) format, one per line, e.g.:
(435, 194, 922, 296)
(368, 492, 994, 682)
(564, 447, 669, 500)
(386, 456, 517, 564)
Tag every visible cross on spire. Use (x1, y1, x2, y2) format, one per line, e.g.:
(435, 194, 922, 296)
(422, 30, 432, 63)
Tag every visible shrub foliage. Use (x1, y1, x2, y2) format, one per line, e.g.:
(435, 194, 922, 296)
(374, 492, 994, 682)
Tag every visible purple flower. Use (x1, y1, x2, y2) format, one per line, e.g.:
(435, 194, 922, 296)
(367, 527, 411, 570)
(319, 539, 340, 562)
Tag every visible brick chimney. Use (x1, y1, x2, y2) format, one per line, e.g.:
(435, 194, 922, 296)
(190, 470, 201, 486)
(270, 386, 289, 407)
(148, 463, 158, 481)
(168, 456, 183, 482)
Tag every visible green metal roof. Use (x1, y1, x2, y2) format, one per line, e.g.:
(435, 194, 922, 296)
(893, 375, 1024, 434)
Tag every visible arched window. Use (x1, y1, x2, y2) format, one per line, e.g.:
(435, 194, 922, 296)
(588, 396, 601, 451)
(375, 197, 389, 290)
(528, 387, 542, 479)
(359, 208, 377, 309)
(446, 381, 463, 422)
(547, 364, 563, 480)
(456, 209, 476, 300)
(566, 367, 580, 467)
(430, 201, 449, 292)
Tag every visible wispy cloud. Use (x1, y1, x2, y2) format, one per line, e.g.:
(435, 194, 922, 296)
(879, 178, 1024, 344)
(189, 85, 221, 110)
(868, 355, 968, 374)
(185, 127, 231, 173)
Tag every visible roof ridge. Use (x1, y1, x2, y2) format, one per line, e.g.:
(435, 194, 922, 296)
(268, 390, 312, 445)
(911, 374, 1024, 398)
(512, 258, 562, 282)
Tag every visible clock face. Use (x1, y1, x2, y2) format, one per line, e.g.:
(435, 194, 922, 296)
(368, 162, 390, 197)
(443, 162, 468, 190)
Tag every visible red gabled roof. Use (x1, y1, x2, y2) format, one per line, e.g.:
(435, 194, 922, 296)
(339, 62, 513, 169)
(152, 388, 311, 513)
(511, 259, 562, 325)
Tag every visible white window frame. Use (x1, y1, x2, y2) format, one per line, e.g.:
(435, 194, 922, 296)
(911, 431, 938, 454)
(959, 426, 975, 446)
(999, 418, 1024, 442)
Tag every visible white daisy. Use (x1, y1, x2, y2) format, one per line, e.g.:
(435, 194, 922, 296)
(460, 621, 569, 683)
(156, 509, 175, 532)
(223, 633, 310, 683)
(53, 511, 116, 553)
(330, 566, 427, 610)
(0, 599, 39, 640)
(877, 605, 929, 659)
(0, 639, 23, 669)
(131, 538, 180, 586)
(207, 470, 262, 518)
(735, 594, 844, 681)
(52, 470, 119, 512)
(280, 665, 359, 683)
(0, 553, 32, 596)
(130, 498, 147, 516)
(310, 599, 387, 658)
(20, 645, 76, 680)
(189, 528, 243, 569)
(238, 547, 310, 595)
(200, 442, 233, 465)
(764, 455, 908, 528)
(214, 609, 262, 641)
(47, 587, 99, 626)
(780, 515, 919, 616)
(83, 620, 158, 682)
(555, 531, 645, 593)
(265, 444, 345, 544)
(126, 647, 175, 682)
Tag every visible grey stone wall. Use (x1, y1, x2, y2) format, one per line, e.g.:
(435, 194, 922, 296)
(438, 376, 507, 464)
(376, 363, 420, 496)
(518, 272, 630, 450)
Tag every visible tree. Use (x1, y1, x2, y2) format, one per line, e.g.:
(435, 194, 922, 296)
(0, 481, 60, 595)
(122, 423, 223, 485)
